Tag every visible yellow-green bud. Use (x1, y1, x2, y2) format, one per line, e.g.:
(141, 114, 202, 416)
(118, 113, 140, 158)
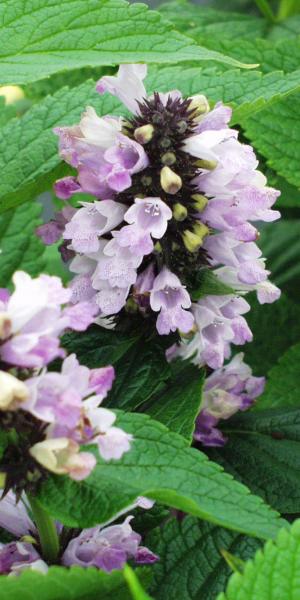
(0, 85, 24, 105)
(195, 158, 218, 170)
(182, 230, 203, 253)
(154, 241, 162, 253)
(191, 194, 208, 212)
(173, 203, 188, 221)
(160, 166, 182, 195)
(134, 124, 154, 144)
(188, 94, 210, 119)
(0, 473, 6, 489)
(193, 221, 210, 242)
(161, 151, 176, 166)
(125, 298, 139, 313)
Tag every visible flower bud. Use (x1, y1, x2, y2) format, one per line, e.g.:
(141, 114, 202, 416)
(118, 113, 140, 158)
(0, 473, 6, 488)
(191, 194, 208, 212)
(160, 166, 182, 195)
(193, 221, 210, 242)
(182, 230, 203, 253)
(0, 313, 12, 340)
(0, 371, 29, 411)
(154, 241, 162, 253)
(161, 152, 176, 166)
(134, 124, 154, 144)
(182, 222, 209, 252)
(194, 159, 218, 170)
(173, 203, 188, 221)
(188, 94, 210, 119)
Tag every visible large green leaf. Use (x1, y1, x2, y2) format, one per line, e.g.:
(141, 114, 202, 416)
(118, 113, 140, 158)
(256, 343, 300, 411)
(207, 407, 300, 514)
(0, 565, 150, 600)
(0, 202, 45, 286)
(2, 64, 300, 213)
(238, 293, 300, 374)
(217, 520, 300, 600)
(37, 412, 283, 539)
(0, 0, 248, 86)
(147, 516, 261, 600)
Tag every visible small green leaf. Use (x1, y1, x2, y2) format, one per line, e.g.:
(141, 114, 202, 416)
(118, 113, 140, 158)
(217, 520, 300, 600)
(207, 407, 300, 514)
(147, 516, 261, 600)
(37, 412, 283, 539)
(190, 268, 235, 300)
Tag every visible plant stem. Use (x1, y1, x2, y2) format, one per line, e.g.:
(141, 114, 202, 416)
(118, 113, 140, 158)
(28, 495, 60, 564)
(278, 0, 298, 20)
(254, 0, 277, 22)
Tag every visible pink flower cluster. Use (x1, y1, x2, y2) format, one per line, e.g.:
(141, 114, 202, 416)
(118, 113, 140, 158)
(0, 272, 132, 483)
(37, 63, 281, 370)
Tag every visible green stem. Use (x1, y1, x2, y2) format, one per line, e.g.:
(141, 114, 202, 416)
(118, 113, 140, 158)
(278, 0, 298, 20)
(254, 0, 277, 22)
(28, 495, 60, 564)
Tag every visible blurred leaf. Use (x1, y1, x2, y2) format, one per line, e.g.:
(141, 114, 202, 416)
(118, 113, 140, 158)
(147, 516, 261, 600)
(256, 343, 300, 411)
(239, 293, 300, 374)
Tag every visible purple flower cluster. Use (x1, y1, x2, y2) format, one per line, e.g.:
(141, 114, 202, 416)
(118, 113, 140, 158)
(0, 272, 132, 492)
(37, 63, 280, 370)
(0, 492, 158, 575)
(194, 353, 265, 446)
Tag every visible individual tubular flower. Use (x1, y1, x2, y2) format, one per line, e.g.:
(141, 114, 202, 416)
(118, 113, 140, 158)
(194, 353, 265, 446)
(62, 516, 158, 572)
(0, 272, 97, 368)
(29, 438, 97, 481)
(0, 541, 48, 576)
(150, 267, 194, 335)
(42, 63, 281, 368)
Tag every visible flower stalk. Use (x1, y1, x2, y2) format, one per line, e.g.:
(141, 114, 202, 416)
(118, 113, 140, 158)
(28, 495, 60, 564)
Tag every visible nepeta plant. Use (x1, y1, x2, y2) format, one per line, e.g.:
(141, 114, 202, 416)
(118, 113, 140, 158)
(0, 0, 300, 598)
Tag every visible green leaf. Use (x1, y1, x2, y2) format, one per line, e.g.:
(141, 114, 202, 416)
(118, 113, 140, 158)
(207, 407, 300, 514)
(254, 0, 276, 23)
(63, 326, 172, 412)
(242, 93, 300, 188)
(190, 268, 235, 300)
(238, 293, 300, 374)
(159, 1, 267, 40)
(37, 412, 283, 539)
(0, 202, 45, 286)
(0, 565, 150, 600)
(147, 516, 261, 600)
(256, 343, 300, 411)
(258, 220, 300, 297)
(3, 64, 300, 213)
(217, 520, 300, 600)
(0, 0, 250, 86)
(146, 361, 205, 442)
